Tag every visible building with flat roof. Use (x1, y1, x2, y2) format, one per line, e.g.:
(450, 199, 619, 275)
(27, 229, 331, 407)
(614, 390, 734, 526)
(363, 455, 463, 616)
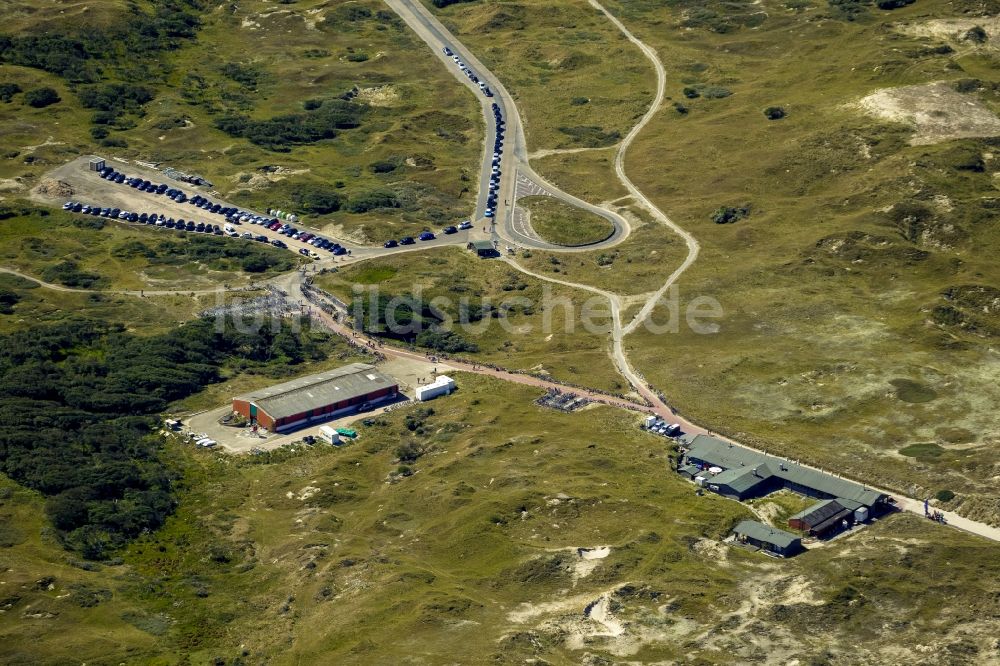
(232, 363, 397, 433)
(680, 434, 887, 509)
(468, 240, 498, 257)
(733, 520, 803, 557)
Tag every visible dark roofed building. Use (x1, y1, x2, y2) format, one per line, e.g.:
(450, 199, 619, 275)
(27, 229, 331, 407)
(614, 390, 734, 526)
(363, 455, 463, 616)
(681, 434, 887, 509)
(732, 520, 803, 557)
(704, 464, 775, 500)
(232, 363, 397, 433)
(468, 240, 499, 258)
(788, 499, 854, 536)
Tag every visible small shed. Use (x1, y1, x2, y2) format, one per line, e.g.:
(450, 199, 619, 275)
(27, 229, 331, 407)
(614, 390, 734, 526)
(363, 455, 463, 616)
(88, 156, 106, 172)
(468, 240, 498, 258)
(732, 520, 802, 557)
(788, 499, 853, 536)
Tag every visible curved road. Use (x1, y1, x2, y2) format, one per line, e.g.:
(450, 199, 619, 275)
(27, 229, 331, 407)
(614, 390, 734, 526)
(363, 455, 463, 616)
(379, 0, 1000, 544)
(385, 0, 630, 252)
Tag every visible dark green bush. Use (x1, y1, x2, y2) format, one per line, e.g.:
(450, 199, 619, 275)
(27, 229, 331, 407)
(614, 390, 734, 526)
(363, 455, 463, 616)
(935, 489, 955, 502)
(347, 189, 400, 213)
(711, 205, 751, 225)
(0, 82, 21, 102)
(24, 87, 60, 108)
(215, 99, 364, 151)
(290, 184, 344, 214)
(764, 106, 786, 120)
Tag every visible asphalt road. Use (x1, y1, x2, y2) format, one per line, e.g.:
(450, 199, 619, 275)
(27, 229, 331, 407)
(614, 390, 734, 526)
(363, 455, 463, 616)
(385, 0, 630, 252)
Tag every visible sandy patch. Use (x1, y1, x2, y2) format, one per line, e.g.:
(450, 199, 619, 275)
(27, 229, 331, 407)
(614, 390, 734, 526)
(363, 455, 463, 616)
(895, 16, 1000, 46)
(0, 178, 27, 193)
(572, 546, 610, 581)
(857, 81, 1000, 145)
(356, 85, 399, 107)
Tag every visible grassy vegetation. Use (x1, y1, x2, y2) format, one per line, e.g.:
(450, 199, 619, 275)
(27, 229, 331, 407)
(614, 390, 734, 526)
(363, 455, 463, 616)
(2, 376, 999, 663)
(426, 0, 653, 150)
(409, 0, 1000, 524)
(0, 204, 296, 291)
(517, 206, 688, 295)
(315, 249, 626, 392)
(519, 195, 615, 246)
(532, 147, 630, 204)
(0, 0, 483, 242)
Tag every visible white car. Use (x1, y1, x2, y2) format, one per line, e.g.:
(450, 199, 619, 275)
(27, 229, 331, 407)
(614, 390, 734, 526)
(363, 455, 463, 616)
(459, 220, 473, 230)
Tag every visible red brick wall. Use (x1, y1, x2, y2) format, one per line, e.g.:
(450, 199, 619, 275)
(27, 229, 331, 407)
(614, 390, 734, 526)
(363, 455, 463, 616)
(234, 385, 397, 432)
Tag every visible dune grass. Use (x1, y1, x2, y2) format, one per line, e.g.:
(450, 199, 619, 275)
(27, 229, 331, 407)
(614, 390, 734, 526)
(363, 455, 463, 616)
(520, 195, 615, 246)
(2, 375, 999, 663)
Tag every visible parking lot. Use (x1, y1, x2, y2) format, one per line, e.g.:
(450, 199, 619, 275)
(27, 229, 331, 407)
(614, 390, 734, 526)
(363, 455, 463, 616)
(34, 156, 482, 265)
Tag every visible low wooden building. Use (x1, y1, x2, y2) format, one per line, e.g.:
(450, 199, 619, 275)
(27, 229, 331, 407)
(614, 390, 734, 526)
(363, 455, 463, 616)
(732, 520, 803, 557)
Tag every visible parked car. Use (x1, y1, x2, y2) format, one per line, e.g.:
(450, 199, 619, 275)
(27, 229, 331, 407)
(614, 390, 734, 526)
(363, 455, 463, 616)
(298, 248, 310, 256)
(443, 226, 457, 235)
(332, 246, 347, 255)
(271, 239, 287, 248)
(459, 220, 473, 230)
(383, 239, 398, 248)
(419, 231, 435, 241)
(400, 236, 415, 245)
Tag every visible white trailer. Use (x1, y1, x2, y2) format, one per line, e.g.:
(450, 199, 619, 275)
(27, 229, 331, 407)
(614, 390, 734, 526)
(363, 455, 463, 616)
(416, 375, 456, 401)
(318, 425, 340, 445)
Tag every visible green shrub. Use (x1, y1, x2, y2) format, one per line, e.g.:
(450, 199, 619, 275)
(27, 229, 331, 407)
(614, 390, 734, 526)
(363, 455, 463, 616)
(24, 87, 60, 108)
(290, 184, 345, 214)
(347, 189, 400, 213)
(215, 99, 364, 151)
(935, 489, 955, 502)
(0, 82, 21, 102)
(682, 87, 700, 99)
(764, 106, 786, 120)
(0, 289, 20, 314)
(41, 261, 103, 288)
(570, 96, 589, 106)
(221, 62, 261, 88)
(964, 26, 988, 44)
(711, 205, 751, 224)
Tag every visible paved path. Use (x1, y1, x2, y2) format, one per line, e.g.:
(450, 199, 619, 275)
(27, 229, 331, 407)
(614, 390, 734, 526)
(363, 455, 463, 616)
(378, 0, 1000, 545)
(385, 0, 630, 253)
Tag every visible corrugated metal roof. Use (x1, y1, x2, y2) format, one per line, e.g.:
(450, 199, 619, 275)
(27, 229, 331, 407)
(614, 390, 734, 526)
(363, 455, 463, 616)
(235, 363, 396, 420)
(789, 499, 847, 526)
(684, 435, 884, 507)
(733, 520, 800, 549)
(710, 465, 773, 494)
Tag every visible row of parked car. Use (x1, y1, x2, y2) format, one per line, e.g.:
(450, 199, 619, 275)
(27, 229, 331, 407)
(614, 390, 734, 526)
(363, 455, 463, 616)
(99, 166, 190, 203)
(381, 220, 472, 249)
(443, 46, 493, 98)
(242, 216, 349, 256)
(486, 102, 505, 219)
(93, 166, 351, 257)
(62, 200, 291, 247)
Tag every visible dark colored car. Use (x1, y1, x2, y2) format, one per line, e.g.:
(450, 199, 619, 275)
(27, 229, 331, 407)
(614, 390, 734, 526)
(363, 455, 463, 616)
(443, 226, 457, 235)
(271, 239, 287, 248)
(383, 239, 398, 248)
(333, 246, 347, 255)
(400, 236, 415, 245)
(419, 231, 435, 241)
